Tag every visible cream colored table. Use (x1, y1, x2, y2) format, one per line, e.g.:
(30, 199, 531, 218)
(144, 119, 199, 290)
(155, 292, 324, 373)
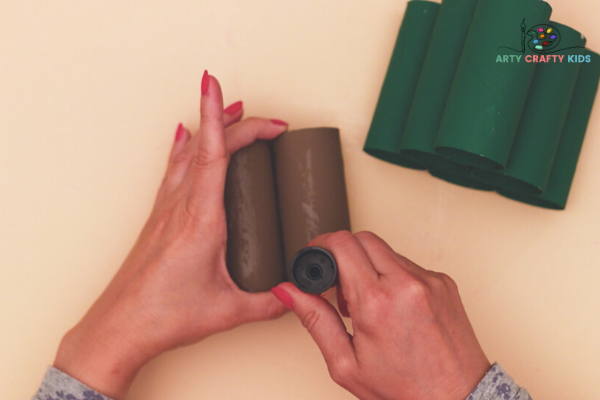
(1, 1, 599, 399)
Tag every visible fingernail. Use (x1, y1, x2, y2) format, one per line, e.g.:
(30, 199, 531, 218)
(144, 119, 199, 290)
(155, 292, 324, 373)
(175, 123, 185, 142)
(201, 70, 209, 95)
(270, 119, 288, 126)
(271, 286, 294, 310)
(224, 101, 243, 115)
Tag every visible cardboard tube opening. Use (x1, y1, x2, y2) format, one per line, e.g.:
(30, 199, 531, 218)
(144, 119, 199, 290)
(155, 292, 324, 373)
(434, 147, 505, 171)
(474, 170, 543, 196)
(429, 169, 495, 191)
(364, 148, 427, 170)
(497, 189, 563, 210)
(402, 149, 469, 172)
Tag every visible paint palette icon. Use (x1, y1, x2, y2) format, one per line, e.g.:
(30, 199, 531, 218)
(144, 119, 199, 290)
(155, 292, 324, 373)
(527, 24, 561, 53)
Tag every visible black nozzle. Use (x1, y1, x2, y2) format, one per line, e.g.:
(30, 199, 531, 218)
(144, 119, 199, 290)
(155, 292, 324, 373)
(290, 246, 337, 294)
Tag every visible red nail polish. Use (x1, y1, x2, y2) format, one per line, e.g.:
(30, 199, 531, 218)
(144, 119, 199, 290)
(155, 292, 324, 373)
(224, 101, 243, 115)
(271, 287, 294, 310)
(175, 123, 185, 142)
(201, 70, 209, 95)
(270, 119, 288, 126)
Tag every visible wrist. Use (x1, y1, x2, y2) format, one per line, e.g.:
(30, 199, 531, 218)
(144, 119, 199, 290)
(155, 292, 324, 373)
(53, 317, 153, 400)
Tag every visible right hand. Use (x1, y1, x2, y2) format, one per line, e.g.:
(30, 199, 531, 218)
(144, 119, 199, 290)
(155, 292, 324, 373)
(271, 231, 491, 400)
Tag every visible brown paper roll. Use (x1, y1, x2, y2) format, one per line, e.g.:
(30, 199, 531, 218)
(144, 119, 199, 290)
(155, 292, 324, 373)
(273, 128, 352, 274)
(224, 141, 286, 292)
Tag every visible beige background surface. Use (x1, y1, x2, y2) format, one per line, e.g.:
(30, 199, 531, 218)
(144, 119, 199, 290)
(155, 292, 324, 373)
(1, 0, 599, 399)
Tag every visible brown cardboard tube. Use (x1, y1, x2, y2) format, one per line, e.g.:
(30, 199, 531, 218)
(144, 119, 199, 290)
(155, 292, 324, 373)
(273, 128, 352, 274)
(224, 140, 286, 292)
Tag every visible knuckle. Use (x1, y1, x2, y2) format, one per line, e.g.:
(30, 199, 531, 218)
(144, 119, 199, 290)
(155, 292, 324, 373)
(171, 148, 193, 167)
(243, 116, 264, 126)
(403, 277, 431, 305)
(361, 288, 393, 321)
(213, 304, 238, 332)
(184, 196, 201, 220)
(326, 230, 355, 249)
(183, 199, 224, 232)
(440, 272, 459, 292)
(427, 272, 457, 294)
(393, 252, 413, 268)
(193, 146, 226, 171)
(301, 309, 322, 334)
(427, 272, 447, 292)
(354, 230, 378, 243)
(264, 299, 286, 320)
(150, 209, 173, 235)
(329, 357, 355, 387)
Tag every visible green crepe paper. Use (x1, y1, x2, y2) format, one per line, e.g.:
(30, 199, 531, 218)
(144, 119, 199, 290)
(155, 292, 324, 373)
(498, 49, 600, 209)
(363, 0, 440, 170)
(434, 0, 552, 170)
(475, 22, 585, 195)
(429, 168, 494, 191)
(400, 0, 481, 172)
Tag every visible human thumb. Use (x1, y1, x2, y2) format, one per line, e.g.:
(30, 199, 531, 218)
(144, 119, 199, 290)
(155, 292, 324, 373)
(271, 283, 356, 374)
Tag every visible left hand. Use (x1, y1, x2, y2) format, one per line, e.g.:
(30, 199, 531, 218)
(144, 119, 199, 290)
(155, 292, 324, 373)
(53, 72, 289, 400)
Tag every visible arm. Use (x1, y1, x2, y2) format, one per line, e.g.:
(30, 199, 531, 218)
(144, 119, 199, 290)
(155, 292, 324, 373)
(35, 72, 289, 400)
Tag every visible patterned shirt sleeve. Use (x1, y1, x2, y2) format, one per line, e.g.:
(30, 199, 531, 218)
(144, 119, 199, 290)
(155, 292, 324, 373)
(32, 366, 113, 400)
(33, 362, 528, 400)
(467, 363, 532, 400)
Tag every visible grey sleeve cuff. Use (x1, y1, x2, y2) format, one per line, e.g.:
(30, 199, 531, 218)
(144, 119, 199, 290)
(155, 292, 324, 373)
(32, 363, 527, 400)
(467, 363, 532, 400)
(32, 366, 114, 400)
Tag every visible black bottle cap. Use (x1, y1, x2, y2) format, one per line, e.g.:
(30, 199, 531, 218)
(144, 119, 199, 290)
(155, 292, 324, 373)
(290, 246, 338, 294)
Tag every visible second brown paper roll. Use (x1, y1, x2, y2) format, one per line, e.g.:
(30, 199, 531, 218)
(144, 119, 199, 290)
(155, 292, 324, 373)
(273, 128, 352, 276)
(225, 128, 351, 292)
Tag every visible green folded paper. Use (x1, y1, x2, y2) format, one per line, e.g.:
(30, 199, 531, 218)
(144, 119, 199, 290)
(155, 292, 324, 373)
(498, 50, 600, 209)
(400, 0, 480, 172)
(475, 22, 585, 195)
(363, 0, 440, 170)
(434, 0, 552, 170)
(429, 168, 494, 191)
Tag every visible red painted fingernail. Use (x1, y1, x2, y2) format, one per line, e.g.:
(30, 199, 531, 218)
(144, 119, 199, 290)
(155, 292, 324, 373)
(224, 101, 243, 115)
(201, 70, 209, 95)
(175, 123, 185, 142)
(271, 286, 294, 310)
(270, 119, 288, 126)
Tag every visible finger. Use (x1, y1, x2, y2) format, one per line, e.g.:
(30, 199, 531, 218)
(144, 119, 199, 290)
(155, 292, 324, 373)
(353, 231, 418, 276)
(196, 71, 226, 162)
(225, 117, 288, 155)
(272, 283, 357, 377)
(308, 231, 379, 303)
(336, 285, 350, 318)
(155, 123, 192, 204)
(393, 251, 431, 276)
(223, 101, 244, 127)
(160, 102, 242, 196)
(235, 290, 288, 324)
(184, 71, 228, 208)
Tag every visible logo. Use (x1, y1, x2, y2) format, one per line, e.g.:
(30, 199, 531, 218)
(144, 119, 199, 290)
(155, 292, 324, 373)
(496, 19, 589, 63)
